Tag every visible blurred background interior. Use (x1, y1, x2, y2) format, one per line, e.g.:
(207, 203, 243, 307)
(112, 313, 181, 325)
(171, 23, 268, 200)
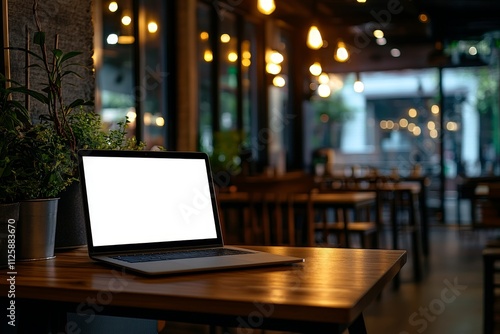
(92, 0, 500, 226)
(4, 0, 500, 332)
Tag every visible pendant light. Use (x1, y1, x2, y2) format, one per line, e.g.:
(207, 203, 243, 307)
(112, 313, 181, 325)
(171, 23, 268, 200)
(353, 72, 364, 93)
(257, 0, 276, 15)
(309, 62, 322, 76)
(306, 0, 323, 50)
(318, 84, 331, 98)
(307, 25, 323, 50)
(334, 40, 349, 62)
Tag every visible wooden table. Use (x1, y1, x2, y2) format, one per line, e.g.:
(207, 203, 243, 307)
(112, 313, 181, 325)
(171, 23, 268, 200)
(365, 182, 422, 284)
(305, 191, 377, 247)
(457, 177, 500, 229)
(0, 246, 406, 334)
(399, 176, 430, 257)
(317, 175, 430, 257)
(218, 191, 377, 247)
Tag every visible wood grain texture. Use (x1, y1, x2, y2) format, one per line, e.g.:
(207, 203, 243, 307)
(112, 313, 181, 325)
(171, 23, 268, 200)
(1, 246, 406, 326)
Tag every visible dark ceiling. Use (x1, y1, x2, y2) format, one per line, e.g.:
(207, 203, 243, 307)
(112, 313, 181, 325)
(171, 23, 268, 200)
(237, 0, 500, 72)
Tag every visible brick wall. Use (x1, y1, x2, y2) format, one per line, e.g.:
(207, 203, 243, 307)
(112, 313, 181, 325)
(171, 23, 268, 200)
(7, 0, 94, 117)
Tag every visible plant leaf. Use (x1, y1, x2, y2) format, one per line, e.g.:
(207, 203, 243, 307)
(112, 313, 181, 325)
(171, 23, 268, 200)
(60, 51, 82, 63)
(33, 31, 46, 46)
(8, 86, 49, 104)
(7, 47, 44, 62)
(52, 49, 63, 59)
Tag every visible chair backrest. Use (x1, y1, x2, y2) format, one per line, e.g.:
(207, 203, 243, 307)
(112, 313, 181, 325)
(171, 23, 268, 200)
(232, 172, 316, 245)
(233, 171, 314, 190)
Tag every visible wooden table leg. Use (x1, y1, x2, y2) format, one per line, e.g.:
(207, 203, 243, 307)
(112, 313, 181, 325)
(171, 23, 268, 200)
(409, 192, 422, 282)
(347, 313, 368, 334)
(390, 190, 400, 289)
(345, 207, 353, 248)
(483, 249, 496, 334)
(418, 181, 429, 257)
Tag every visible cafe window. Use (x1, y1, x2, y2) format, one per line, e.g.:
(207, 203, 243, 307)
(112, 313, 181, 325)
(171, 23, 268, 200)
(267, 26, 291, 174)
(95, 0, 172, 149)
(196, 2, 261, 174)
(218, 13, 238, 132)
(197, 2, 214, 154)
(241, 21, 259, 150)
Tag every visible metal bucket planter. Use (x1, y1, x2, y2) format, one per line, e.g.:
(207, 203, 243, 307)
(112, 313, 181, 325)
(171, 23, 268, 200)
(17, 198, 59, 261)
(0, 202, 20, 267)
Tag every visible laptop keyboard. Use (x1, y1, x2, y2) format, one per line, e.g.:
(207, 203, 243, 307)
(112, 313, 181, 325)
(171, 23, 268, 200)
(112, 248, 252, 263)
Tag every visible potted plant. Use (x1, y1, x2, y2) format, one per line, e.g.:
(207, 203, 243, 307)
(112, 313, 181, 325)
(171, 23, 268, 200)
(8, 124, 75, 260)
(2, 3, 145, 253)
(17, 30, 144, 248)
(0, 76, 77, 260)
(55, 111, 144, 249)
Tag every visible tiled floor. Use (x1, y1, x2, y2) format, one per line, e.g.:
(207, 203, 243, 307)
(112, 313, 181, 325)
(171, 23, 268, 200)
(363, 224, 493, 334)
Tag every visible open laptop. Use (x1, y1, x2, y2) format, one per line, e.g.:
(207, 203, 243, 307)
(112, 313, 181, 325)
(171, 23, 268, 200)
(77, 149, 304, 275)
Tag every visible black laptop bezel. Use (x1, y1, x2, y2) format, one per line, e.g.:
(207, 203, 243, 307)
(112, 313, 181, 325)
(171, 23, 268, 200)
(77, 149, 225, 256)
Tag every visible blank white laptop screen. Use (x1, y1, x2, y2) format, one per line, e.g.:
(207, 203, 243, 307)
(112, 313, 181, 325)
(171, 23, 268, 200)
(81, 156, 218, 247)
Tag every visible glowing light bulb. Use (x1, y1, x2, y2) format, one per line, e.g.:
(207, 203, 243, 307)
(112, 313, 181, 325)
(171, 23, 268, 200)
(318, 73, 330, 84)
(122, 15, 132, 26)
(107, 34, 118, 45)
(307, 26, 323, 50)
(354, 80, 364, 93)
(200, 32, 209, 40)
(269, 51, 284, 64)
(373, 30, 384, 39)
(220, 34, 231, 43)
(227, 52, 238, 62)
(431, 104, 440, 114)
(109, 2, 118, 12)
(273, 75, 286, 87)
(266, 63, 281, 75)
(309, 62, 322, 76)
(419, 13, 429, 23)
(257, 0, 276, 15)
(148, 21, 158, 33)
(334, 41, 349, 62)
(318, 84, 331, 98)
(155, 116, 165, 127)
(204, 49, 213, 62)
(354, 73, 364, 93)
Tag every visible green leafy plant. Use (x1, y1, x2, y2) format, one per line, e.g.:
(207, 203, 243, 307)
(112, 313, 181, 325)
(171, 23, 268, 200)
(210, 130, 245, 175)
(0, 129, 24, 203)
(9, 31, 94, 154)
(0, 1, 145, 203)
(310, 93, 354, 123)
(0, 77, 30, 131)
(1, 123, 75, 201)
(69, 111, 145, 152)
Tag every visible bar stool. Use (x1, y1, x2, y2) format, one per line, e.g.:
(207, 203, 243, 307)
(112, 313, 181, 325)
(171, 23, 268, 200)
(389, 183, 423, 282)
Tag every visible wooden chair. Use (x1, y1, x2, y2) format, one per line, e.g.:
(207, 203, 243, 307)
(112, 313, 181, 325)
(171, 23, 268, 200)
(312, 188, 378, 248)
(474, 183, 500, 229)
(231, 172, 316, 246)
(315, 219, 378, 248)
(314, 174, 381, 248)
